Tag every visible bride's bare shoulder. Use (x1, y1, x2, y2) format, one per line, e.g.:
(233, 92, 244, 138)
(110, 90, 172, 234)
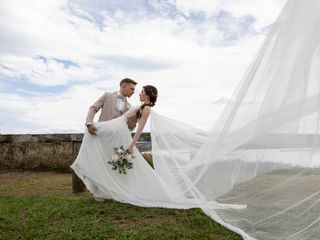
(141, 106, 151, 116)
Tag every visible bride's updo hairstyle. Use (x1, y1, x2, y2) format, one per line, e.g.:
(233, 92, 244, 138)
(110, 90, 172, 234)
(136, 85, 158, 119)
(144, 85, 158, 106)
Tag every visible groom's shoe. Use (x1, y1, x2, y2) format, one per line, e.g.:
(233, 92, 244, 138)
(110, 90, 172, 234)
(93, 196, 105, 202)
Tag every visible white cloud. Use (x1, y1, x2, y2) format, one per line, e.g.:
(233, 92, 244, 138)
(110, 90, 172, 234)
(175, 0, 287, 29)
(225, 0, 286, 27)
(0, 0, 285, 133)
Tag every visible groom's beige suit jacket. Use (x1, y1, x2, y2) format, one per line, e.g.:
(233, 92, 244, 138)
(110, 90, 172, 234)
(85, 91, 131, 125)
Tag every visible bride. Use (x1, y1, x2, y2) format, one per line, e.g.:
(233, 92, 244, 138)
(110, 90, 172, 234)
(70, 85, 182, 206)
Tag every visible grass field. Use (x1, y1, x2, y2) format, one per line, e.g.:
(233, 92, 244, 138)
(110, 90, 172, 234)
(0, 171, 242, 240)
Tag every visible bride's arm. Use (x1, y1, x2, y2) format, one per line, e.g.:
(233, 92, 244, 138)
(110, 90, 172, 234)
(128, 106, 150, 153)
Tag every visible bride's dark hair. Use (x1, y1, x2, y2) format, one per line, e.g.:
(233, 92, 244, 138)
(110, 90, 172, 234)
(136, 85, 158, 119)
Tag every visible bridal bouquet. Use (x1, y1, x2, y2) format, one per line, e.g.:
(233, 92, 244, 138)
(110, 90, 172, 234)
(107, 145, 135, 174)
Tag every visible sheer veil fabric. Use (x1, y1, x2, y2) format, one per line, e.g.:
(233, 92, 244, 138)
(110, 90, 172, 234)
(150, 0, 320, 239)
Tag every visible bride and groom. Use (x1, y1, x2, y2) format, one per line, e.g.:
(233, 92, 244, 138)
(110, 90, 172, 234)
(71, 78, 244, 209)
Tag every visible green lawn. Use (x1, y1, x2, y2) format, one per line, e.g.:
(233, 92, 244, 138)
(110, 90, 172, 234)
(0, 171, 242, 240)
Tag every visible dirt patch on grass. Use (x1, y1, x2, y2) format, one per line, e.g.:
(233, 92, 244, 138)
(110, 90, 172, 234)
(0, 170, 56, 182)
(0, 170, 89, 198)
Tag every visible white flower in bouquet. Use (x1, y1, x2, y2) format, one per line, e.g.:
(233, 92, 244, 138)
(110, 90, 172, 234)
(111, 154, 118, 161)
(126, 154, 133, 161)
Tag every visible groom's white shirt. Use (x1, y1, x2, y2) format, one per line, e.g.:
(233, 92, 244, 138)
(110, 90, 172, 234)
(116, 92, 126, 113)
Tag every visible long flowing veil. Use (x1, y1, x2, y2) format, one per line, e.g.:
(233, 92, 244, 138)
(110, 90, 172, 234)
(150, 0, 320, 239)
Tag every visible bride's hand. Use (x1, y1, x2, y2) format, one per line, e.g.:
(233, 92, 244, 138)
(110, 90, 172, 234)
(128, 144, 134, 154)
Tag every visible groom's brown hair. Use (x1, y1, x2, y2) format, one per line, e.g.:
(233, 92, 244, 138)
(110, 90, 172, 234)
(120, 78, 137, 86)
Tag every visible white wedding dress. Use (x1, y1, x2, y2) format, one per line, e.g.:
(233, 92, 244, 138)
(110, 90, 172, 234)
(71, 107, 244, 210)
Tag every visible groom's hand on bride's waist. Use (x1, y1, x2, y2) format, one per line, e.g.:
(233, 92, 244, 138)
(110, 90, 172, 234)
(87, 124, 97, 135)
(127, 115, 137, 131)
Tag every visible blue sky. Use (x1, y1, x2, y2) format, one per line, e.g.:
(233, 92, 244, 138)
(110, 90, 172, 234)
(0, 0, 286, 133)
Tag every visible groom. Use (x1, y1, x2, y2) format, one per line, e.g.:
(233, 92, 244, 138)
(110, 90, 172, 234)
(86, 78, 138, 134)
(74, 78, 138, 200)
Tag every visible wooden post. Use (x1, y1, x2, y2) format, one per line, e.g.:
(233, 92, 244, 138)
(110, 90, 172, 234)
(72, 170, 85, 193)
(72, 141, 85, 193)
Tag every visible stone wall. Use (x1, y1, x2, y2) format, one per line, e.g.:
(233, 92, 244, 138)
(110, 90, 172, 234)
(0, 133, 151, 171)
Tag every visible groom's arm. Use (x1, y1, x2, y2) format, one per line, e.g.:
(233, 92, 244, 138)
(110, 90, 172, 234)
(85, 93, 107, 126)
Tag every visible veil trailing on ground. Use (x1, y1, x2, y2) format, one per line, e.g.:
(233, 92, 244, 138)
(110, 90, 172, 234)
(150, 0, 320, 239)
